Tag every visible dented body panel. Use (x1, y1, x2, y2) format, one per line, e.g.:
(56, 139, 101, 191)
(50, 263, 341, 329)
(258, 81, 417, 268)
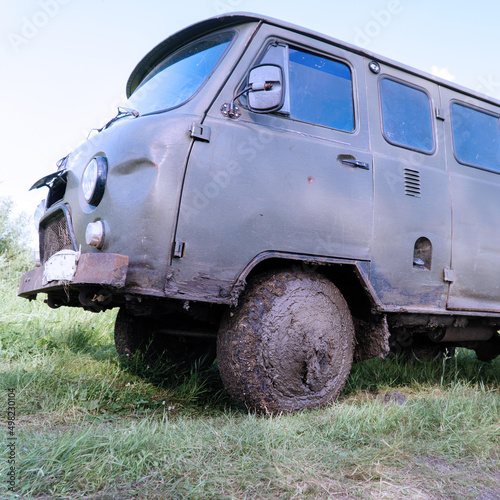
(18, 13, 500, 361)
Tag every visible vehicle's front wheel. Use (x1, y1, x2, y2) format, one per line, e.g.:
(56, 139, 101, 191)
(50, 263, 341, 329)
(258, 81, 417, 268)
(217, 270, 355, 414)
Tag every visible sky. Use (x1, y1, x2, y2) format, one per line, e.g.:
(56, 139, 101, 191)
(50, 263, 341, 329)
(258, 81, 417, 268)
(2, 0, 500, 223)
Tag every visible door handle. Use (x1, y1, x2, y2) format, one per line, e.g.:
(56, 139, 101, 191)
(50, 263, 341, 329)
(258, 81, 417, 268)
(339, 158, 370, 170)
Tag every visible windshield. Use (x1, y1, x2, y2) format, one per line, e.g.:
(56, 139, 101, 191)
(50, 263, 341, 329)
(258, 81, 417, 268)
(127, 32, 234, 114)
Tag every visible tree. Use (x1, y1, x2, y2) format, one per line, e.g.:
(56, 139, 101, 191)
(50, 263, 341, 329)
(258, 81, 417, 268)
(0, 197, 30, 271)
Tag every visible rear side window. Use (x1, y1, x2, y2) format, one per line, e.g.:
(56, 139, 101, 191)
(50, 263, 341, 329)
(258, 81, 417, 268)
(288, 49, 354, 132)
(451, 103, 500, 172)
(380, 78, 434, 153)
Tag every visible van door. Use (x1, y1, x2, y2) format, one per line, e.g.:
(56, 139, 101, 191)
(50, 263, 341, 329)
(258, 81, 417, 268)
(365, 64, 452, 310)
(441, 88, 500, 312)
(172, 29, 373, 295)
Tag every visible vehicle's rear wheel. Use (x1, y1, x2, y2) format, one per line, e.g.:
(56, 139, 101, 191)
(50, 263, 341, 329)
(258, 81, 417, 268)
(474, 334, 500, 362)
(217, 270, 355, 414)
(114, 308, 216, 370)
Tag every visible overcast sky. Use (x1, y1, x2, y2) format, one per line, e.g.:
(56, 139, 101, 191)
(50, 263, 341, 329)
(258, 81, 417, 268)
(2, 0, 500, 221)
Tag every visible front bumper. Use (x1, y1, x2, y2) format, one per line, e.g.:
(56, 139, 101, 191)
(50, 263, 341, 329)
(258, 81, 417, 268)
(18, 253, 129, 299)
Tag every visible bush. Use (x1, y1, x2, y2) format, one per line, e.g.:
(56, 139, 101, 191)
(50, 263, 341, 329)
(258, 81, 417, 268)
(0, 197, 31, 276)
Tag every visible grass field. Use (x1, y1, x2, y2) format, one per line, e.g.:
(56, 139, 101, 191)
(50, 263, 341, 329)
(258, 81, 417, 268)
(1, 233, 499, 498)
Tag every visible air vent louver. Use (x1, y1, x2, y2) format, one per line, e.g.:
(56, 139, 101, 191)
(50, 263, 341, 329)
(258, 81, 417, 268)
(404, 168, 421, 197)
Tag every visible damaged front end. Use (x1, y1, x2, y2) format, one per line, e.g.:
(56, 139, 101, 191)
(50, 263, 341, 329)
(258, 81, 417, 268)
(18, 200, 129, 312)
(18, 108, 193, 313)
(19, 251, 129, 312)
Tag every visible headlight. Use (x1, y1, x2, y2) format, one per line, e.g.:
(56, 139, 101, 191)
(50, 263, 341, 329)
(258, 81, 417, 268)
(82, 156, 107, 206)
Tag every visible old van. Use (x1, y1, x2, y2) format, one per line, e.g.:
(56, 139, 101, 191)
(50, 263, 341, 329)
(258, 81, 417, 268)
(19, 13, 500, 413)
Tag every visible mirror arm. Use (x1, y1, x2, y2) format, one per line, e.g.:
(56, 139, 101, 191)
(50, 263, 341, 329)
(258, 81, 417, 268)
(227, 86, 252, 118)
(226, 83, 275, 118)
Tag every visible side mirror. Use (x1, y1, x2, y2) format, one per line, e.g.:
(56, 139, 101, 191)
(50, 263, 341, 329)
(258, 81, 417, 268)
(247, 64, 284, 113)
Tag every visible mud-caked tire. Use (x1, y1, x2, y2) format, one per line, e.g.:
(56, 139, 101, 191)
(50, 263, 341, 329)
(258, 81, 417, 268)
(217, 270, 355, 414)
(114, 308, 216, 369)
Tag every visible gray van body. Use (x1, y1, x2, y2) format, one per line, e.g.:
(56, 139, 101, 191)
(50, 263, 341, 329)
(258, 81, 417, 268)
(19, 13, 500, 409)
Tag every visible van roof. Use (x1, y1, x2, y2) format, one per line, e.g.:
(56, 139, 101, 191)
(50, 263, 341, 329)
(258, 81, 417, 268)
(126, 12, 500, 108)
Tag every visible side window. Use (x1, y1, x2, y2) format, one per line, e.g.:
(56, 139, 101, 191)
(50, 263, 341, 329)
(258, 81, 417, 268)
(380, 78, 434, 153)
(288, 48, 354, 132)
(451, 103, 500, 172)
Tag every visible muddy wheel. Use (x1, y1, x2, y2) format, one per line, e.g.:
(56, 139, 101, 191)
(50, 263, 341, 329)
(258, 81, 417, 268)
(217, 270, 355, 414)
(114, 308, 216, 369)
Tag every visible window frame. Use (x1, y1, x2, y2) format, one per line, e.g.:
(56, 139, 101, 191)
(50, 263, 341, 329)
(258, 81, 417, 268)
(239, 39, 358, 134)
(378, 76, 436, 155)
(286, 45, 356, 133)
(450, 100, 500, 174)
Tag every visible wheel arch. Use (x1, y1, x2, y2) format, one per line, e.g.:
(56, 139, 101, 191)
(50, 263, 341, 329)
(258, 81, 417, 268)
(231, 252, 390, 363)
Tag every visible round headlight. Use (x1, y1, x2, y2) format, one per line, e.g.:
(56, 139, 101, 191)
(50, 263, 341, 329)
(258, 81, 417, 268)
(82, 156, 107, 206)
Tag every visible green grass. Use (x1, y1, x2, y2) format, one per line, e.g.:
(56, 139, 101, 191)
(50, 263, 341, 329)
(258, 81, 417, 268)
(0, 252, 499, 499)
(4, 382, 499, 499)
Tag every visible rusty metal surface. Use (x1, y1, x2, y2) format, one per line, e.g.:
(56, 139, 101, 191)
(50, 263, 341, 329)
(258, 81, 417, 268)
(170, 272, 238, 305)
(439, 326, 495, 342)
(18, 253, 129, 298)
(18, 12, 500, 364)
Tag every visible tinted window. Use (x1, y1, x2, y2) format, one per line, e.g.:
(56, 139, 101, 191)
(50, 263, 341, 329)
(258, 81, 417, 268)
(289, 49, 354, 131)
(128, 32, 233, 114)
(451, 103, 500, 172)
(380, 79, 434, 153)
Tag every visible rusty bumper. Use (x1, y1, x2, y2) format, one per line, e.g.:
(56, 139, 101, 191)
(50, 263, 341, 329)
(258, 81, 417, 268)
(18, 253, 129, 298)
